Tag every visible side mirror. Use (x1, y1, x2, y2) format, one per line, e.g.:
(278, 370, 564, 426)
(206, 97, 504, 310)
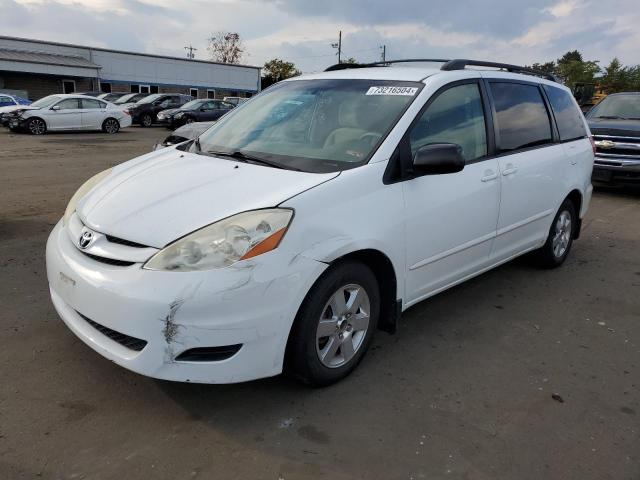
(51, 105, 61, 111)
(412, 143, 465, 175)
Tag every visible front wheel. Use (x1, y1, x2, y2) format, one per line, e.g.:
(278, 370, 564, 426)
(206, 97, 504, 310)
(185, 117, 195, 124)
(27, 118, 47, 135)
(531, 199, 577, 268)
(102, 118, 120, 134)
(287, 261, 379, 386)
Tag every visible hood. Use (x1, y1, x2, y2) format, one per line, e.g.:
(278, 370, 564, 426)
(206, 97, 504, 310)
(4, 105, 39, 115)
(159, 108, 180, 117)
(0, 105, 24, 114)
(77, 148, 339, 248)
(588, 117, 640, 138)
(173, 121, 216, 138)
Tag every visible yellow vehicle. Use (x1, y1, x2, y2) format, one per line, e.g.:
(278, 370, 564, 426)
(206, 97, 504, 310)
(573, 82, 607, 113)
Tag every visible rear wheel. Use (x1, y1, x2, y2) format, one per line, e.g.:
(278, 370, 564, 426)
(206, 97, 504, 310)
(102, 118, 120, 134)
(287, 261, 379, 386)
(27, 118, 46, 135)
(140, 113, 153, 127)
(531, 199, 576, 268)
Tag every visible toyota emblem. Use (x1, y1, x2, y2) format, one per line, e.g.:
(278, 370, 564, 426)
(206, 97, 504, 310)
(78, 230, 94, 249)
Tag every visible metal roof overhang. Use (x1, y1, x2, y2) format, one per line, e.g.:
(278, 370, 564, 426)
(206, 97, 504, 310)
(0, 48, 101, 78)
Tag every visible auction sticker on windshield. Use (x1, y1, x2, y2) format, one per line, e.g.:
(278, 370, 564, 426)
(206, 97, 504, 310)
(366, 86, 419, 96)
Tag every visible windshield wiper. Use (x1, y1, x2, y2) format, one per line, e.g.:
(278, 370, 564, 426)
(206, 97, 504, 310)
(204, 149, 300, 171)
(595, 115, 627, 119)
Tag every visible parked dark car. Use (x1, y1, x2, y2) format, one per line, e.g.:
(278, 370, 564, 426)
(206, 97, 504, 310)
(126, 93, 192, 127)
(157, 99, 235, 128)
(586, 92, 640, 186)
(98, 92, 128, 102)
(153, 121, 216, 150)
(112, 92, 151, 106)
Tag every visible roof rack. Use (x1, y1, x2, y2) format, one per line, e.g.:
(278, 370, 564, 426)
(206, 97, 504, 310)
(440, 59, 558, 82)
(324, 58, 559, 82)
(324, 59, 450, 71)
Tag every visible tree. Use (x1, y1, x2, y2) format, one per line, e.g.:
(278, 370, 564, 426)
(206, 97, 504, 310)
(207, 32, 244, 64)
(262, 58, 301, 87)
(554, 50, 600, 87)
(601, 58, 630, 93)
(530, 61, 556, 75)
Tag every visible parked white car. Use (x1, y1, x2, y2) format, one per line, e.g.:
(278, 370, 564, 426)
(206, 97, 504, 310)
(8, 94, 132, 134)
(46, 59, 594, 385)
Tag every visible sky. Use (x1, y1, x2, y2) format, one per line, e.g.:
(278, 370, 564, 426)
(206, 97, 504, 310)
(2, 0, 639, 73)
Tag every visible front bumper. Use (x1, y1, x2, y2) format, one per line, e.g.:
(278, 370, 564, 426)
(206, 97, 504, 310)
(46, 220, 327, 383)
(592, 156, 640, 184)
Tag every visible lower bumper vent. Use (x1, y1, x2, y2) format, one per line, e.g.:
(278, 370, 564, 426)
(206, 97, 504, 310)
(77, 312, 148, 352)
(175, 345, 242, 362)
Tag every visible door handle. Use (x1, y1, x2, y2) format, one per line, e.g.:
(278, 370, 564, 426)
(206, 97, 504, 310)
(481, 170, 498, 182)
(502, 164, 518, 176)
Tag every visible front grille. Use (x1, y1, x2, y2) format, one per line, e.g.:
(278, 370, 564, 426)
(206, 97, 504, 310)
(594, 135, 640, 160)
(82, 252, 136, 267)
(105, 235, 149, 249)
(175, 345, 242, 362)
(77, 312, 148, 351)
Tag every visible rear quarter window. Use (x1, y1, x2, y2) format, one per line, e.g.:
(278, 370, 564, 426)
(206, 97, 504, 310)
(489, 82, 552, 152)
(543, 85, 587, 141)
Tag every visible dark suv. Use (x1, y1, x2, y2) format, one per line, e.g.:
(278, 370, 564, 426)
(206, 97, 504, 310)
(126, 94, 192, 127)
(587, 92, 640, 185)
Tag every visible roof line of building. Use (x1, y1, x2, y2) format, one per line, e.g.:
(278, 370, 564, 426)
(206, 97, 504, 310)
(0, 35, 262, 71)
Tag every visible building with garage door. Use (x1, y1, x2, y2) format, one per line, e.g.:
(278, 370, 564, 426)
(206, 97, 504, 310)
(0, 36, 261, 101)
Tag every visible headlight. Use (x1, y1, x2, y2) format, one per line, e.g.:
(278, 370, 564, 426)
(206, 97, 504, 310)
(62, 168, 113, 226)
(143, 209, 293, 271)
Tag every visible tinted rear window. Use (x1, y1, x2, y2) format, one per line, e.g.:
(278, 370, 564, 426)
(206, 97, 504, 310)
(490, 82, 552, 152)
(543, 85, 586, 141)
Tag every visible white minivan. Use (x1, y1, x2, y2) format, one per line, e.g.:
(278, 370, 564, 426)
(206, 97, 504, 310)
(46, 59, 594, 385)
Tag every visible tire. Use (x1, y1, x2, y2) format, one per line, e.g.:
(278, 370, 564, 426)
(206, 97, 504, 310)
(287, 261, 380, 386)
(140, 113, 153, 127)
(102, 118, 120, 134)
(185, 117, 195, 124)
(27, 117, 46, 135)
(531, 198, 577, 268)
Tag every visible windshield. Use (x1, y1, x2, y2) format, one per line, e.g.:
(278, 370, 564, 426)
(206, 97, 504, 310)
(182, 100, 207, 110)
(31, 96, 61, 108)
(193, 79, 422, 172)
(588, 95, 640, 119)
(114, 93, 138, 104)
(138, 94, 163, 104)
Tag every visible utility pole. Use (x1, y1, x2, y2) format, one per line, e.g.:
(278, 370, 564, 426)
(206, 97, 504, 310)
(380, 45, 386, 63)
(331, 30, 342, 63)
(184, 45, 197, 60)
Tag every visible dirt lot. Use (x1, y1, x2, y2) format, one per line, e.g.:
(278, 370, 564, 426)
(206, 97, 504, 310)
(0, 127, 638, 480)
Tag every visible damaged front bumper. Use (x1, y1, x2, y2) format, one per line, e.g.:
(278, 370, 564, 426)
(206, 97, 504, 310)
(46, 220, 327, 383)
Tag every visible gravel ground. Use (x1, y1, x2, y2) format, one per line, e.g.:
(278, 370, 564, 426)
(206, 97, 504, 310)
(0, 127, 638, 480)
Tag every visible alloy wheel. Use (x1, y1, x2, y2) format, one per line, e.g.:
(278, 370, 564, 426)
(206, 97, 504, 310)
(29, 119, 46, 135)
(316, 283, 370, 368)
(142, 115, 152, 127)
(104, 119, 119, 134)
(552, 210, 572, 258)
